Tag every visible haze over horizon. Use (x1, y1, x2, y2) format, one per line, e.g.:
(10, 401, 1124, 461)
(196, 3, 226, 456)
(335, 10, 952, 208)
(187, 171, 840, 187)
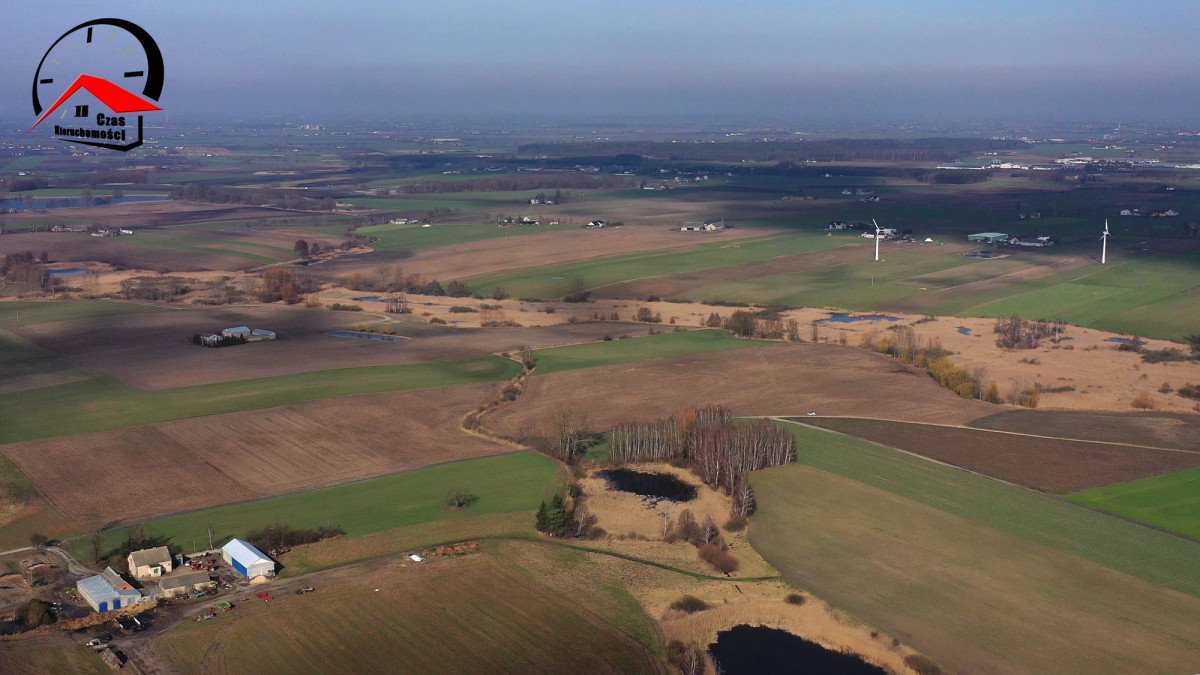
(1, 0, 1197, 127)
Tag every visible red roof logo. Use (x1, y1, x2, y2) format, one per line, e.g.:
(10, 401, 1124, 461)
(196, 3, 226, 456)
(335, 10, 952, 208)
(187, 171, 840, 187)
(29, 73, 161, 131)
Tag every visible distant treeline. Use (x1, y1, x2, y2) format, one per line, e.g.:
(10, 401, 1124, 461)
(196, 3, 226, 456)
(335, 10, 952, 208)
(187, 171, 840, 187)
(170, 183, 337, 210)
(393, 173, 634, 194)
(517, 138, 1029, 163)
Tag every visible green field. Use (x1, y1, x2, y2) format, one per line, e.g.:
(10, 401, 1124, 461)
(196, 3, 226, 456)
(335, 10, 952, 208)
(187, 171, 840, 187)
(0, 356, 521, 444)
(156, 541, 663, 674)
(1070, 467, 1200, 539)
(531, 329, 772, 374)
(0, 300, 167, 328)
(750, 463, 1200, 674)
(777, 421, 1200, 596)
(932, 253, 1200, 340)
(71, 452, 560, 561)
(465, 231, 853, 299)
(359, 221, 572, 252)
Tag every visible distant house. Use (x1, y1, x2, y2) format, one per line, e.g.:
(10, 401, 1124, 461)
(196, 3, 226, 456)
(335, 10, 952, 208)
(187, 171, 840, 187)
(681, 222, 704, 231)
(249, 328, 277, 341)
(222, 326, 252, 338)
(77, 567, 142, 613)
(586, 220, 606, 228)
(221, 539, 275, 579)
(127, 546, 173, 581)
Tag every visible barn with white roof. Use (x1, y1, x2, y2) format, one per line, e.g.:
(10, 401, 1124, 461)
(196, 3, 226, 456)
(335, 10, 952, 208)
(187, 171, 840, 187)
(221, 538, 276, 579)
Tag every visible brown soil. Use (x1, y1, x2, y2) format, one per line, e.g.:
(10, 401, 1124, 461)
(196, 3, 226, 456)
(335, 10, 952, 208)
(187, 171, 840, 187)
(1, 382, 506, 526)
(485, 343, 997, 441)
(804, 417, 1200, 492)
(970, 409, 1200, 451)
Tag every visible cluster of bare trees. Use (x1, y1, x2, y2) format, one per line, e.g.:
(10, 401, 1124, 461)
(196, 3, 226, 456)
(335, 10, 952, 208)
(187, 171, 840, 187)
(993, 315, 1064, 349)
(610, 405, 795, 518)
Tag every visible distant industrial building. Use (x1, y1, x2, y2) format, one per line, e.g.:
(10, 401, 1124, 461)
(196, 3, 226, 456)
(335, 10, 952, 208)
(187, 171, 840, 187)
(221, 539, 276, 579)
(127, 546, 173, 580)
(967, 232, 1010, 244)
(77, 567, 142, 613)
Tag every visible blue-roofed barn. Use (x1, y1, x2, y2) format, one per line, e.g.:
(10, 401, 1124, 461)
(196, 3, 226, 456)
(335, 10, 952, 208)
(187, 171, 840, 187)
(221, 538, 276, 579)
(77, 567, 143, 613)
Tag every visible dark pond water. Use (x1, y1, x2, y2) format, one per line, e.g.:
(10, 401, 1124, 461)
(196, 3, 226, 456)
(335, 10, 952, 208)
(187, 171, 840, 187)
(0, 195, 167, 212)
(709, 625, 886, 675)
(956, 326, 972, 335)
(352, 296, 385, 302)
(1105, 337, 1147, 346)
(48, 268, 87, 277)
(824, 312, 900, 323)
(328, 331, 407, 342)
(596, 468, 696, 503)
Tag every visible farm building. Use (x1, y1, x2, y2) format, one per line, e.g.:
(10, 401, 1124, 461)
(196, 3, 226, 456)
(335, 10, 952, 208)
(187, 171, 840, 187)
(249, 328, 277, 341)
(156, 569, 216, 599)
(127, 546, 173, 580)
(967, 232, 1010, 244)
(222, 326, 252, 338)
(222, 538, 275, 578)
(77, 567, 142, 613)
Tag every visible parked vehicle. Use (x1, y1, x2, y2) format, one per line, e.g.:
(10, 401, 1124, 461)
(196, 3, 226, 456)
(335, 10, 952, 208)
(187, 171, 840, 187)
(217, 600, 233, 612)
(295, 586, 315, 595)
(256, 591, 273, 601)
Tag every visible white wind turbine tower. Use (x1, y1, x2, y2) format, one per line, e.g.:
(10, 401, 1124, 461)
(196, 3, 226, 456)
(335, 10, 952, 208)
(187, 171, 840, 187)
(1101, 219, 1110, 264)
(872, 219, 882, 262)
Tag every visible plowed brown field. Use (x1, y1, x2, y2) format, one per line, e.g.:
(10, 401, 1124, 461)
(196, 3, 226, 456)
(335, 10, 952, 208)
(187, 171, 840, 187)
(803, 417, 1200, 492)
(2, 382, 505, 526)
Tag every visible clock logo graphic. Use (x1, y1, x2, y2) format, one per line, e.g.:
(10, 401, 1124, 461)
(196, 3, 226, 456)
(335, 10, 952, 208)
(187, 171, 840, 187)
(29, 18, 164, 152)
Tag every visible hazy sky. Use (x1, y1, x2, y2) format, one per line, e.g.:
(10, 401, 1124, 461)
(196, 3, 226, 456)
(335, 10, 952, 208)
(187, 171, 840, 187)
(2, 0, 1197, 125)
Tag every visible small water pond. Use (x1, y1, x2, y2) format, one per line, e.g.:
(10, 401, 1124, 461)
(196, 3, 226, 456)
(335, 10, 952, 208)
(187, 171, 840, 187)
(708, 625, 886, 675)
(956, 326, 972, 335)
(328, 331, 407, 342)
(47, 268, 87, 277)
(352, 296, 385, 302)
(823, 312, 900, 323)
(1105, 337, 1147, 346)
(0, 195, 167, 212)
(595, 468, 696, 503)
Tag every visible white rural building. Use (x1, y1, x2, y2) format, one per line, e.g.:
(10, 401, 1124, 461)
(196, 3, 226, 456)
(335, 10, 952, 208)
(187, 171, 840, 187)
(77, 567, 142, 613)
(221, 539, 275, 578)
(127, 546, 173, 580)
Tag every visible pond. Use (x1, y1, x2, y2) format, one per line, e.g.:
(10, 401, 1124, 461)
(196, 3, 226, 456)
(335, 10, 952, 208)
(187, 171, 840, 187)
(956, 326, 972, 335)
(708, 625, 886, 675)
(823, 312, 900, 324)
(328, 331, 408, 342)
(352, 296, 385, 302)
(47, 268, 87, 277)
(595, 468, 696, 503)
(1105, 337, 1147, 346)
(0, 195, 167, 212)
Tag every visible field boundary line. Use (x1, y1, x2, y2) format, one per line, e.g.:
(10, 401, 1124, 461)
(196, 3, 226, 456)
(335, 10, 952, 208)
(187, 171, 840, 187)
(760, 414, 1198, 455)
(767, 417, 1200, 548)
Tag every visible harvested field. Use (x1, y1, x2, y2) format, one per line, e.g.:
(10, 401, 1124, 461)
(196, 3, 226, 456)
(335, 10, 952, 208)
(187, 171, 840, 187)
(3, 382, 508, 526)
(316, 223, 776, 284)
(156, 543, 665, 674)
(12, 303, 660, 388)
(0, 640, 108, 675)
(971, 409, 1200, 451)
(11, 304, 653, 388)
(485, 343, 997, 440)
(803, 417, 1200, 492)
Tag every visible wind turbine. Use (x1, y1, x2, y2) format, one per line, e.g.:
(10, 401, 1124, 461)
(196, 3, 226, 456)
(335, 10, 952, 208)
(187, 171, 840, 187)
(872, 219, 882, 262)
(1101, 220, 1110, 264)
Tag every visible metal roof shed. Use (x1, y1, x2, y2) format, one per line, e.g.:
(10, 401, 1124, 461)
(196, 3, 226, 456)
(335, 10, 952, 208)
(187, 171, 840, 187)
(221, 538, 275, 578)
(77, 567, 142, 613)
